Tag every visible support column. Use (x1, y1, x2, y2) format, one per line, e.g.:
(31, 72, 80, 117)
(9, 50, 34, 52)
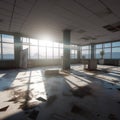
(14, 33, 22, 68)
(91, 44, 95, 59)
(77, 45, 80, 61)
(88, 43, 97, 70)
(62, 29, 71, 70)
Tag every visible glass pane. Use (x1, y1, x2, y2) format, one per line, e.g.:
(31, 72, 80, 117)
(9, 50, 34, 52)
(54, 48, 59, 58)
(23, 45, 29, 59)
(39, 46, 46, 59)
(3, 43, 14, 59)
(53, 42, 59, 47)
(23, 45, 29, 50)
(39, 40, 47, 46)
(22, 37, 29, 43)
(82, 49, 89, 59)
(96, 44, 102, 49)
(0, 43, 1, 59)
(82, 46, 89, 50)
(70, 50, 74, 59)
(30, 46, 38, 59)
(103, 43, 111, 48)
(46, 41, 53, 47)
(47, 47, 53, 59)
(104, 48, 111, 59)
(74, 50, 77, 59)
(30, 38, 38, 45)
(96, 49, 102, 59)
(112, 41, 120, 47)
(2, 34, 14, 43)
(74, 45, 78, 50)
(60, 43, 63, 48)
(0, 34, 1, 41)
(112, 47, 120, 59)
(60, 48, 63, 57)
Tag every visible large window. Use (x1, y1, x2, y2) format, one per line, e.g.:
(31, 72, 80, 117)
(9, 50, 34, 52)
(103, 43, 111, 59)
(21, 37, 30, 59)
(95, 44, 102, 59)
(21, 38, 64, 60)
(70, 45, 78, 59)
(0, 34, 14, 60)
(112, 41, 120, 59)
(30, 39, 38, 59)
(95, 41, 120, 59)
(81, 45, 91, 59)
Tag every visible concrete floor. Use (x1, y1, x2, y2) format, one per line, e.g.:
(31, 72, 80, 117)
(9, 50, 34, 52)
(0, 64, 120, 120)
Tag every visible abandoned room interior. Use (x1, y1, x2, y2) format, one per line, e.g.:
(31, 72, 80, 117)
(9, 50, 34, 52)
(0, 0, 120, 120)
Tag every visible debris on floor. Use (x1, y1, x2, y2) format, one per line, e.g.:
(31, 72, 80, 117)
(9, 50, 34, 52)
(0, 105, 9, 112)
(36, 97, 47, 102)
(8, 89, 33, 103)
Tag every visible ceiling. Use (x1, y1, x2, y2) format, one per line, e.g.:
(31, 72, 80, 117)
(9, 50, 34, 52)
(0, 0, 120, 45)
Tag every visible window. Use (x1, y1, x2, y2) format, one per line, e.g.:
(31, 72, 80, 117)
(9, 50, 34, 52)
(0, 39, 1, 59)
(60, 48, 63, 58)
(30, 46, 38, 59)
(81, 45, 91, 59)
(70, 45, 78, 59)
(21, 37, 64, 60)
(112, 42, 120, 59)
(112, 48, 120, 59)
(47, 47, 53, 59)
(103, 43, 111, 59)
(21, 37, 30, 59)
(104, 48, 111, 59)
(54, 47, 59, 59)
(0, 34, 14, 60)
(30, 38, 38, 45)
(103, 43, 111, 48)
(95, 44, 103, 59)
(39, 47, 46, 59)
(112, 41, 120, 47)
(96, 44, 102, 49)
(96, 49, 102, 59)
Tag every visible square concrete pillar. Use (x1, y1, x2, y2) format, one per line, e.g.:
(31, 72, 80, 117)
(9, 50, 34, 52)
(14, 33, 22, 68)
(62, 29, 71, 70)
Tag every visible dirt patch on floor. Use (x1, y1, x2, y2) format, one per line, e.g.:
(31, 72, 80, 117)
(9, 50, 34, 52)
(71, 86, 92, 98)
(71, 104, 93, 119)
(8, 89, 33, 103)
(46, 95, 57, 106)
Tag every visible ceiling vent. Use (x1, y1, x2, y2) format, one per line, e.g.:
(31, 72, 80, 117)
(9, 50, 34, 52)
(103, 21, 120, 32)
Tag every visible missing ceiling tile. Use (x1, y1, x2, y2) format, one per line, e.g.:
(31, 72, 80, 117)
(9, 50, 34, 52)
(103, 21, 120, 32)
